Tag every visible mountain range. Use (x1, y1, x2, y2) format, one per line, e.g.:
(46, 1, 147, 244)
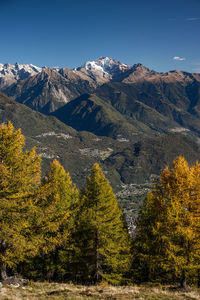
(1, 57, 200, 141)
(1, 57, 200, 222)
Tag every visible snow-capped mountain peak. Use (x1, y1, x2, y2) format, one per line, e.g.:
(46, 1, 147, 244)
(84, 57, 130, 75)
(0, 62, 42, 77)
(74, 57, 132, 83)
(0, 62, 42, 87)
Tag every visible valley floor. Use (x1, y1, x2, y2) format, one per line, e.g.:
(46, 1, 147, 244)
(0, 282, 200, 300)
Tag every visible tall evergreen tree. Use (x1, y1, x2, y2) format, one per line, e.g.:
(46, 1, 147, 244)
(72, 163, 132, 284)
(40, 159, 78, 247)
(132, 191, 169, 283)
(0, 122, 41, 278)
(0, 122, 73, 280)
(133, 156, 200, 287)
(22, 159, 79, 281)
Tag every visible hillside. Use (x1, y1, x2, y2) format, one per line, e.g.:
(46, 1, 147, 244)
(52, 93, 152, 139)
(52, 80, 200, 140)
(0, 92, 130, 188)
(1, 282, 199, 299)
(1, 92, 200, 224)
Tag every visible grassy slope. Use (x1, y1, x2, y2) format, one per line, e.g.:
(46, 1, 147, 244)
(1, 282, 200, 299)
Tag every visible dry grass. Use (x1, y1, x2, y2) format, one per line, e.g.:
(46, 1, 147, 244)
(0, 282, 200, 300)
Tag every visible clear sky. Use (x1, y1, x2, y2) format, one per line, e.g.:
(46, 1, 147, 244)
(0, 0, 199, 72)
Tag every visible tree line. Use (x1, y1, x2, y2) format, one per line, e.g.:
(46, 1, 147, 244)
(0, 122, 200, 287)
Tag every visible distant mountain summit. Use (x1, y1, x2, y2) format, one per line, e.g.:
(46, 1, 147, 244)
(75, 57, 133, 83)
(0, 62, 42, 88)
(84, 57, 129, 72)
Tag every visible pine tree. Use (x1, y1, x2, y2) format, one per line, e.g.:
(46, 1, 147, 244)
(40, 159, 78, 247)
(133, 156, 200, 287)
(22, 159, 79, 281)
(132, 191, 169, 283)
(73, 163, 132, 284)
(189, 162, 200, 287)
(0, 122, 41, 279)
(0, 122, 74, 281)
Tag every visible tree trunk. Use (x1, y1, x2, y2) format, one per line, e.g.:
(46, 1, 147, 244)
(95, 231, 100, 283)
(197, 269, 200, 288)
(1, 264, 7, 281)
(180, 270, 187, 289)
(0, 240, 7, 280)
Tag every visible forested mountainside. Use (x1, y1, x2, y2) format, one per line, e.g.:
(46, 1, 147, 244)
(1, 57, 200, 221)
(0, 91, 199, 188)
(0, 91, 200, 224)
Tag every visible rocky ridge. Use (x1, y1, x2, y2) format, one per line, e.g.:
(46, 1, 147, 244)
(0, 62, 42, 88)
(1, 57, 200, 114)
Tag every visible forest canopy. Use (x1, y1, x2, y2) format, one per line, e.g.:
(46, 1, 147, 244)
(0, 122, 200, 287)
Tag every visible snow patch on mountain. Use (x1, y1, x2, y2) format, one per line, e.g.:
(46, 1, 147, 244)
(0, 62, 42, 87)
(83, 57, 130, 76)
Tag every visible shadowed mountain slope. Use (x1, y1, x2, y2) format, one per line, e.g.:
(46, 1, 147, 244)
(1, 91, 199, 189)
(52, 78, 200, 140)
(2, 68, 96, 114)
(1, 91, 200, 223)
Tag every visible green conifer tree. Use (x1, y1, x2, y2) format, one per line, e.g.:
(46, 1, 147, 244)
(73, 163, 132, 284)
(132, 191, 169, 283)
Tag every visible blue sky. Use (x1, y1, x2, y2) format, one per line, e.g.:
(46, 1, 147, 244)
(0, 0, 199, 72)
